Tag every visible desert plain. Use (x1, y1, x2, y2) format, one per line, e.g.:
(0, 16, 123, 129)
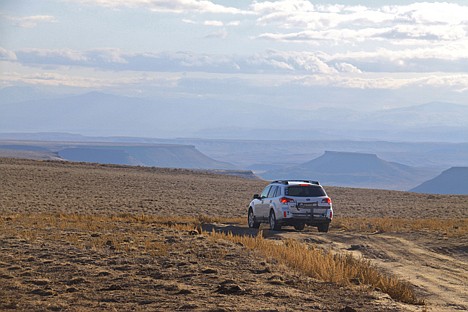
(0, 158, 467, 311)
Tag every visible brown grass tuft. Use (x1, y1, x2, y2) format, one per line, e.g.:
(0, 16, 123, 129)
(208, 229, 423, 305)
(0, 213, 427, 304)
(333, 217, 468, 237)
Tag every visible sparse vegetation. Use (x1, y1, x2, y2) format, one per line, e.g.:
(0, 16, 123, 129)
(1, 212, 413, 311)
(208, 229, 423, 304)
(1, 158, 466, 311)
(1, 213, 423, 304)
(333, 217, 468, 237)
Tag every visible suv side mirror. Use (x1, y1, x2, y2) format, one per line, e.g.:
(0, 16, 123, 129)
(253, 194, 260, 200)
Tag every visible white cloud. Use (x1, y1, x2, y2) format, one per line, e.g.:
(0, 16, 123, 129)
(0, 65, 179, 90)
(16, 48, 89, 63)
(12, 48, 342, 74)
(204, 29, 228, 39)
(328, 43, 468, 73)
(183, 19, 240, 27)
(373, 24, 466, 42)
(182, 18, 241, 27)
(227, 20, 240, 26)
(252, 1, 468, 46)
(69, 0, 249, 14)
(91, 48, 129, 64)
(267, 50, 334, 74)
(1, 14, 56, 28)
(1, 71, 114, 88)
(382, 2, 468, 25)
(0, 47, 17, 61)
(204, 20, 223, 27)
(334, 62, 361, 74)
(10, 46, 468, 75)
(293, 72, 468, 91)
(182, 18, 197, 24)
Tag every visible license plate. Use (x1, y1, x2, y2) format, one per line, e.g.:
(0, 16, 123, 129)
(297, 202, 318, 208)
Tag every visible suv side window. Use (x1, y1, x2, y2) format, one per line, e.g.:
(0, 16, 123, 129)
(267, 185, 278, 198)
(274, 186, 282, 197)
(260, 186, 271, 199)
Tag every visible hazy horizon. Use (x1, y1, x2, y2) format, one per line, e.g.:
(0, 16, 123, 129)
(1, 1, 468, 141)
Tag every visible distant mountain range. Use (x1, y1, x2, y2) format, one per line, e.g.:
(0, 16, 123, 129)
(0, 141, 236, 170)
(1, 87, 468, 142)
(260, 151, 439, 191)
(410, 167, 468, 195)
(2, 132, 468, 170)
(2, 138, 467, 193)
(57, 145, 236, 169)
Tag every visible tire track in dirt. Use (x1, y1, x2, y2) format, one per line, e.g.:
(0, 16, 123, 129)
(279, 230, 468, 312)
(366, 235, 467, 312)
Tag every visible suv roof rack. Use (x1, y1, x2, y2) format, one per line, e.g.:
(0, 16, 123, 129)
(271, 180, 320, 185)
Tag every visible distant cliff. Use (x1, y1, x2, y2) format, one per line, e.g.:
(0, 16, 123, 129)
(410, 167, 468, 195)
(261, 151, 436, 191)
(0, 141, 236, 170)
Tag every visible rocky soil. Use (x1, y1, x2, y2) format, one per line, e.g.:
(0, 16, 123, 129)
(1, 158, 467, 311)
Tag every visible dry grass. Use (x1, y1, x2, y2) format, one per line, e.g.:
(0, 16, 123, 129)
(3, 214, 409, 312)
(0, 157, 264, 218)
(0, 213, 242, 256)
(1, 212, 423, 304)
(1, 213, 174, 256)
(208, 229, 423, 305)
(333, 217, 468, 237)
(2, 158, 466, 310)
(326, 186, 468, 219)
(2, 158, 468, 221)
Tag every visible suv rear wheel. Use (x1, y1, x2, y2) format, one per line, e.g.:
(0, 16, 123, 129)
(293, 223, 305, 231)
(248, 208, 260, 229)
(269, 210, 281, 231)
(317, 223, 329, 233)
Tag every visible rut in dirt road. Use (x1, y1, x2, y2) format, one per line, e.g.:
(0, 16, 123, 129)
(283, 231, 468, 312)
(363, 234, 467, 312)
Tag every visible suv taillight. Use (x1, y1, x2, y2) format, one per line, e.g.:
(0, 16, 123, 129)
(322, 197, 332, 204)
(280, 197, 294, 204)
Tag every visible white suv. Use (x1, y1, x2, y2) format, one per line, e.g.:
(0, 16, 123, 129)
(248, 180, 333, 232)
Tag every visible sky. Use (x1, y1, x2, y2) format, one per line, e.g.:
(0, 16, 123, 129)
(2, 0, 468, 112)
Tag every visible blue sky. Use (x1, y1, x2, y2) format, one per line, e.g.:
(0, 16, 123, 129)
(2, 0, 468, 111)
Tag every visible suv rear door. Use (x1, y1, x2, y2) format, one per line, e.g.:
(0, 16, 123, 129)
(286, 184, 329, 218)
(261, 185, 279, 218)
(254, 185, 271, 221)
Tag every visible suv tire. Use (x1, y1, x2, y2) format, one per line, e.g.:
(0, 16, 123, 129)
(317, 223, 329, 233)
(294, 223, 305, 231)
(269, 210, 282, 231)
(248, 208, 260, 229)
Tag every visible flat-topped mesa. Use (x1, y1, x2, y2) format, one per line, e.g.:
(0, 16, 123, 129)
(411, 167, 468, 195)
(261, 151, 434, 191)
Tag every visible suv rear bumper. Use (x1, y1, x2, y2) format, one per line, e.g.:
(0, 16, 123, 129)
(278, 216, 331, 227)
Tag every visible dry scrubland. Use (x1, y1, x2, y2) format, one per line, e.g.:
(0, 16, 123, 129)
(1, 158, 467, 311)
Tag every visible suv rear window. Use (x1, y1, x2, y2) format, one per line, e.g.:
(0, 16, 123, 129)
(286, 185, 326, 197)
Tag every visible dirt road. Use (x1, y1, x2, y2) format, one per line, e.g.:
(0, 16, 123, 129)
(207, 224, 468, 312)
(277, 229, 467, 312)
